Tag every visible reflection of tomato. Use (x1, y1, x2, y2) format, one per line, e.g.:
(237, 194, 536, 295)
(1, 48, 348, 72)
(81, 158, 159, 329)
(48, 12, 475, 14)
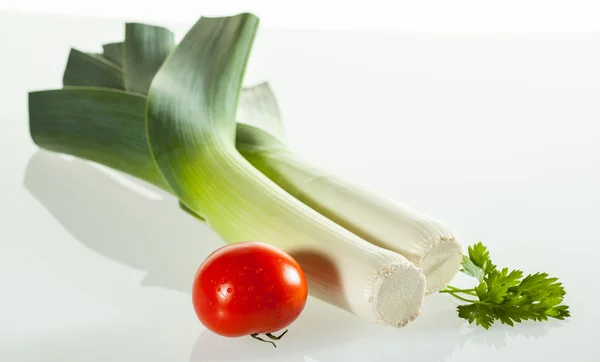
(192, 241, 308, 337)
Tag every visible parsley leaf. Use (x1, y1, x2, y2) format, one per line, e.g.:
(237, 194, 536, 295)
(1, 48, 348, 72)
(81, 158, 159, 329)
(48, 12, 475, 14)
(467, 242, 490, 269)
(457, 303, 495, 329)
(440, 242, 570, 329)
(460, 255, 485, 282)
(480, 267, 523, 304)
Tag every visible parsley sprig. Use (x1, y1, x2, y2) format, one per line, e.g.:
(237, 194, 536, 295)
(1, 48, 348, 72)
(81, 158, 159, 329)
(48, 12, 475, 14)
(440, 242, 571, 329)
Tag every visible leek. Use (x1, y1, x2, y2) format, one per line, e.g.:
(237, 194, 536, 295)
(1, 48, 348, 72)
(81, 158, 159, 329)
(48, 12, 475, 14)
(53, 20, 463, 293)
(29, 14, 428, 327)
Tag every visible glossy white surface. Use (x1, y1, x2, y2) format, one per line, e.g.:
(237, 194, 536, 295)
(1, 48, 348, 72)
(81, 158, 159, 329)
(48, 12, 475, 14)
(1, 11, 598, 362)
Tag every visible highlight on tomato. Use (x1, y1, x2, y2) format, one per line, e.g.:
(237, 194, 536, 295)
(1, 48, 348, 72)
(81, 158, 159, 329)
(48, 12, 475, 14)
(192, 241, 308, 346)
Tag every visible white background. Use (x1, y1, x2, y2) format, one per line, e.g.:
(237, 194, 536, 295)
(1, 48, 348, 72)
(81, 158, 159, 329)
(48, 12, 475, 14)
(3, 0, 600, 32)
(1, 2, 599, 362)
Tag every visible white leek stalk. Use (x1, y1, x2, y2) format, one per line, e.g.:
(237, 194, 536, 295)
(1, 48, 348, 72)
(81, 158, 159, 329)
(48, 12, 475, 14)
(236, 87, 464, 293)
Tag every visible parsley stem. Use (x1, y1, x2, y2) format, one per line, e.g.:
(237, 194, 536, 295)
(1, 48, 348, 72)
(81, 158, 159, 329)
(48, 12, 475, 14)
(439, 290, 478, 303)
(445, 286, 477, 295)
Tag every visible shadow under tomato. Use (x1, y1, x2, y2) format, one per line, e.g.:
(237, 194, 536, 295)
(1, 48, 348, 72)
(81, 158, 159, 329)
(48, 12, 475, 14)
(189, 295, 386, 362)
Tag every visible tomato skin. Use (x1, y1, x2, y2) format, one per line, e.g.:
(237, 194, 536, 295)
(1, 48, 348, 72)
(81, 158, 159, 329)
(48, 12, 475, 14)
(192, 241, 308, 337)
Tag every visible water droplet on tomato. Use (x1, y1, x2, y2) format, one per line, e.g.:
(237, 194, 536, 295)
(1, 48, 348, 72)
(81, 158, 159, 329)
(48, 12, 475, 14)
(238, 271, 244, 276)
(255, 268, 262, 274)
(227, 288, 232, 293)
(266, 285, 274, 292)
(216, 287, 221, 292)
(242, 296, 248, 301)
(243, 265, 249, 270)
(247, 286, 254, 292)
(221, 277, 227, 284)
(209, 300, 214, 306)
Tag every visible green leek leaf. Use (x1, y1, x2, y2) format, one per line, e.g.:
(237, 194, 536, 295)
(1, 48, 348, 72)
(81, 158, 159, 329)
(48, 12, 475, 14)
(28, 87, 169, 190)
(124, 23, 175, 94)
(102, 42, 123, 66)
(63, 49, 124, 89)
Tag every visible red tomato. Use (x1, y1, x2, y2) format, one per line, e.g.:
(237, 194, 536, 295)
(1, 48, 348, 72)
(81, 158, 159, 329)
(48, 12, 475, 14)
(192, 241, 308, 337)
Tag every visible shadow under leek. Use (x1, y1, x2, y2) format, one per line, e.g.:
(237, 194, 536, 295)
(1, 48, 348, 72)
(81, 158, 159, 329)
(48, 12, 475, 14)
(23, 149, 223, 294)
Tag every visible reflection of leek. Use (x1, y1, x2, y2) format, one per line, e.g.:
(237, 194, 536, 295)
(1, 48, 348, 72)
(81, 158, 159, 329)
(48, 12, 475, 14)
(28, 13, 465, 327)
